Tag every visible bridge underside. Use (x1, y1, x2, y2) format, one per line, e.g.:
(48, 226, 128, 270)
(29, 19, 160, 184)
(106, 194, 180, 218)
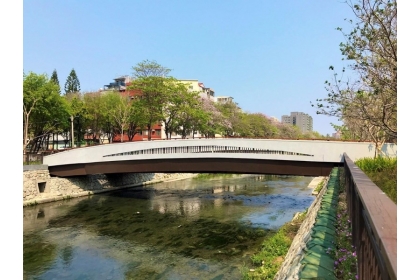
(48, 158, 342, 177)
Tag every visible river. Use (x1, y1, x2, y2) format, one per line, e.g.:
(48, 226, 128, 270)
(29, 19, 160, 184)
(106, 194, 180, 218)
(23, 174, 315, 280)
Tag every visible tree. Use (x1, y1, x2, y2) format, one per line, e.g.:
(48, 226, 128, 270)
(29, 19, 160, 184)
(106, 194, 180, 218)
(132, 59, 171, 78)
(128, 61, 173, 140)
(174, 94, 206, 139)
(127, 99, 147, 141)
(102, 91, 132, 142)
(245, 113, 278, 138)
(83, 91, 105, 144)
(195, 97, 231, 138)
(215, 101, 243, 136)
(312, 0, 397, 154)
(64, 68, 81, 94)
(129, 76, 169, 140)
(23, 71, 68, 153)
(50, 69, 61, 94)
(161, 79, 201, 139)
(64, 92, 88, 147)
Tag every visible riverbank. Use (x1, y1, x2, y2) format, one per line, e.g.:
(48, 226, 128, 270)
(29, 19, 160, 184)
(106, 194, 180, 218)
(243, 175, 328, 279)
(23, 165, 198, 207)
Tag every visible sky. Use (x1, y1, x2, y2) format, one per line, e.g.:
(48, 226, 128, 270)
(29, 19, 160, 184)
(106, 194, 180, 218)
(21, 0, 362, 136)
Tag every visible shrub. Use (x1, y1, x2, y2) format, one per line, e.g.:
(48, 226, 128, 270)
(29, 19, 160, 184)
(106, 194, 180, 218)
(354, 157, 397, 203)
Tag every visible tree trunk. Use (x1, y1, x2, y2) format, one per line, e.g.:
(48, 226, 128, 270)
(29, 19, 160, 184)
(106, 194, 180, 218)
(147, 124, 152, 141)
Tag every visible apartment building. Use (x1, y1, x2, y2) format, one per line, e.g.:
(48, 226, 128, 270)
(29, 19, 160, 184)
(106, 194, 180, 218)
(100, 77, 219, 140)
(215, 96, 234, 104)
(179, 79, 215, 102)
(281, 112, 313, 133)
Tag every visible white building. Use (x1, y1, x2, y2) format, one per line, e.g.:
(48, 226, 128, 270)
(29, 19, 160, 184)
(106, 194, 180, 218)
(215, 96, 234, 104)
(179, 79, 215, 102)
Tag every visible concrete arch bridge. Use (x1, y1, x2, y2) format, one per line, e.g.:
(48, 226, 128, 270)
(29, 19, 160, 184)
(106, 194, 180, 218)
(43, 138, 397, 177)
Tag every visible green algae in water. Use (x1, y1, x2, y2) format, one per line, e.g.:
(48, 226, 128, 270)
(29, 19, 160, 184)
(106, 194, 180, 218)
(23, 174, 315, 279)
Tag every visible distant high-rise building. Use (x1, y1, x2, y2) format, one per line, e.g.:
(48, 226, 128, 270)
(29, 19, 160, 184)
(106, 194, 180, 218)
(281, 112, 313, 133)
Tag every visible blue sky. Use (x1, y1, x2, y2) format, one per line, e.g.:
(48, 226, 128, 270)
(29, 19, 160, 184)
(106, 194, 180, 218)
(22, 0, 359, 135)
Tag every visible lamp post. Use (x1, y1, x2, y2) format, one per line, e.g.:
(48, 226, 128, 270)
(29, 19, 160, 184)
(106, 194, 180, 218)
(70, 115, 74, 148)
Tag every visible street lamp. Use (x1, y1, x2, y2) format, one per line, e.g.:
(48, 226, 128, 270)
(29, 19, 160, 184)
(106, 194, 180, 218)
(70, 115, 75, 148)
(70, 116, 79, 148)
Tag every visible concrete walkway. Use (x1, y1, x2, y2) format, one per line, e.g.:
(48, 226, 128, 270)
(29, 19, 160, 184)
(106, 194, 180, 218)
(308, 176, 327, 195)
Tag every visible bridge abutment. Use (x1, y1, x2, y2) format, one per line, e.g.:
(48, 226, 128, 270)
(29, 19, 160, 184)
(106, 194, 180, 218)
(23, 165, 197, 206)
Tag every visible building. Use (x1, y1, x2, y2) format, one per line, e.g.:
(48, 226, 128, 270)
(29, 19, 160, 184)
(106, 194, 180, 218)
(179, 80, 215, 102)
(332, 131, 342, 139)
(215, 96, 234, 104)
(281, 112, 313, 133)
(99, 76, 219, 140)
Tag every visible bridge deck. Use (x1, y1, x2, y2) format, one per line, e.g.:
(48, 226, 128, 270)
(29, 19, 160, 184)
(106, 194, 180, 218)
(43, 139, 396, 177)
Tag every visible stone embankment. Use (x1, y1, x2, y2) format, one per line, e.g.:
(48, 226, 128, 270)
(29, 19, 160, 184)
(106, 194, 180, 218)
(274, 168, 339, 279)
(23, 165, 197, 207)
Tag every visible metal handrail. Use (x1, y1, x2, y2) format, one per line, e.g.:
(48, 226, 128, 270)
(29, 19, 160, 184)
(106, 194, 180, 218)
(343, 153, 397, 280)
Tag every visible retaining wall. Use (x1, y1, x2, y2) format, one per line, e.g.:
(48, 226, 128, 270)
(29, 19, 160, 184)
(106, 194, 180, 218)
(274, 167, 340, 280)
(23, 165, 197, 207)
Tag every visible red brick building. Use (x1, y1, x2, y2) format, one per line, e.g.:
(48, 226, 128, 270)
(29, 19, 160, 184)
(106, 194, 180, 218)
(100, 76, 163, 141)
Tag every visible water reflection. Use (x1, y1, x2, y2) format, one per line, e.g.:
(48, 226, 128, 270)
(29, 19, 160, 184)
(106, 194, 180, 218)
(23, 174, 315, 280)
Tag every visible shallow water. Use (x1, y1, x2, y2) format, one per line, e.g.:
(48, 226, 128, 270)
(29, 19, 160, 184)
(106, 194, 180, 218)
(23, 174, 315, 280)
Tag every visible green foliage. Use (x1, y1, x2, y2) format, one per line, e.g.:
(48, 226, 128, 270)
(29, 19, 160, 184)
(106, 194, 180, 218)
(128, 60, 174, 140)
(64, 68, 81, 94)
(23, 71, 69, 152)
(243, 212, 307, 279)
(129, 76, 169, 140)
(161, 79, 202, 139)
(23, 161, 42, 165)
(194, 173, 236, 179)
(354, 157, 397, 203)
(83, 91, 106, 141)
(354, 156, 396, 172)
(50, 69, 60, 94)
(107, 91, 133, 141)
(314, 178, 326, 193)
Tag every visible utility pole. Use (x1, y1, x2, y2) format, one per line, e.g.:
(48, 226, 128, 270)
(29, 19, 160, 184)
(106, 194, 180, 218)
(71, 115, 74, 148)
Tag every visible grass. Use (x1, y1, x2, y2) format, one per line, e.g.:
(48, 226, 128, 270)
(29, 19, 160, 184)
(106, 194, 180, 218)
(354, 157, 397, 203)
(193, 173, 237, 179)
(314, 177, 326, 193)
(23, 161, 43, 165)
(242, 210, 307, 279)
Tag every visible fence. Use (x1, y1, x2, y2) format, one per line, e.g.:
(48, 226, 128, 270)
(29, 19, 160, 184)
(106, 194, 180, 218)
(343, 153, 397, 280)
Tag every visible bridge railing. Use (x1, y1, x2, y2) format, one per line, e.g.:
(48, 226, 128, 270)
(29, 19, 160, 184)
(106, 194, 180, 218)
(343, 153, 397, 280)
